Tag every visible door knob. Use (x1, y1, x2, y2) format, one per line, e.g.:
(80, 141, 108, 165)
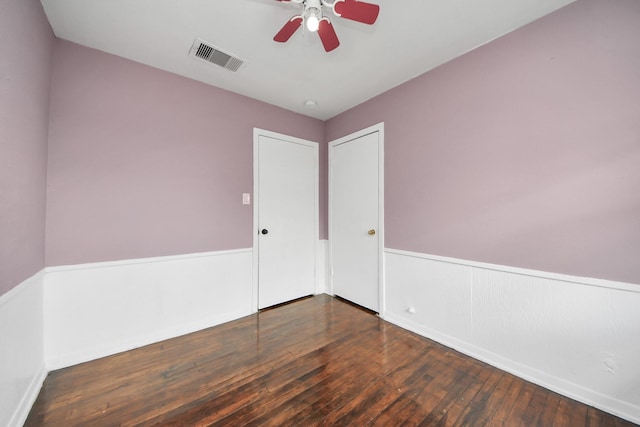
(261, 229, 269, 235)
(368, 229, 376, 235)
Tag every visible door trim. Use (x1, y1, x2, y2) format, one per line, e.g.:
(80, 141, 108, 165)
(252, 128, 319, 313)
(328, 122, 385, 316)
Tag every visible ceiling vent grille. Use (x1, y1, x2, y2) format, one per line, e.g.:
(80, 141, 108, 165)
(189, 39, 244, 72)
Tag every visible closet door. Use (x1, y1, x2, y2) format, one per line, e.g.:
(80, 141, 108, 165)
(329, 123, 383, 313)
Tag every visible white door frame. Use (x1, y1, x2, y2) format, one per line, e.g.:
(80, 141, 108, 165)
(252, 128, 319, 313)
(328, 122, 385, 316)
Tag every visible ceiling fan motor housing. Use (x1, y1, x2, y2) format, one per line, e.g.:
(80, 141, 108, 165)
(305, 0, 323, 11)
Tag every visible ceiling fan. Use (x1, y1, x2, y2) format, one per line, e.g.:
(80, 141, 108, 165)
(273, 0, 380, 52)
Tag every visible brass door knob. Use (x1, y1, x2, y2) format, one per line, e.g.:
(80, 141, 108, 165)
(368, 229, 376, 235)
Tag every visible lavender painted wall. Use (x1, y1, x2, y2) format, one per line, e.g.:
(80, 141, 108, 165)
(46, 40, 325, 266)
(326, 0, 640, 285)
(0, 0, 54, 295)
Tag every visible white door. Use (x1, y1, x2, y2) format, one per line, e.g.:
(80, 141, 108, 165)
(329, 123, 383, 313)
(255, 130, 318, 310)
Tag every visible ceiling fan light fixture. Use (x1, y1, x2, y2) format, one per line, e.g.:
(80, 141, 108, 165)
(306, 7, 321, 32)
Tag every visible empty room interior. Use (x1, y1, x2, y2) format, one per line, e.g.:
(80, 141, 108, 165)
(1, 0, 639, 425)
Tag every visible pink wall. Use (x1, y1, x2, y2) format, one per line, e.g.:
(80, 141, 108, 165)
(46, 40, 325, 266)
(7, 0, 638, 285)
(327, 0, 640, 284)
(0, 0, 54, 295)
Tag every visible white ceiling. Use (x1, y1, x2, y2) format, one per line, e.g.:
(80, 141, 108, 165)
(40, 0, 574, 120)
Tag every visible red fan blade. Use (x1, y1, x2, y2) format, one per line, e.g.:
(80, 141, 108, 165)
(334, 0, 380, 25)
(318, 19, 340, 52)
(274, 16, 303, 42)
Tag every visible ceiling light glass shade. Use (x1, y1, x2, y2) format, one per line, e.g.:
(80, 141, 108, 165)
(306, 8, 320, 32)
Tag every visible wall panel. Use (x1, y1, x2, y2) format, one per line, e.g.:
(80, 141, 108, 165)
(385, 248, 640, 424)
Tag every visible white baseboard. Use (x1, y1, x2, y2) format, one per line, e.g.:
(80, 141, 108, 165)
(44, 249, 254, 370)
(8, 366, 47, 427)
(0, 271, 47, 427)
(384, 248, 640, 424)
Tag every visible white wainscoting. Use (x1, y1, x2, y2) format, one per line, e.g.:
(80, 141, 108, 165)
(0, 271, 47, 427)
(44, 249, 254, 370)
(384, 248, 640, 424)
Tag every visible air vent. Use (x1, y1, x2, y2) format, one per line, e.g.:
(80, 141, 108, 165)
(189, 39, 244, 72)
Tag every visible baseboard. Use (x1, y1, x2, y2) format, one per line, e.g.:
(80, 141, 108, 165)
(45, 248, 254, 370)
(7, 365, 47, 427)
(384, 248, 640, 424)
(0, 270, 46, 427)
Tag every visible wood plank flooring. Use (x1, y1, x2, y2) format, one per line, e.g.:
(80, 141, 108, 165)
(26, 294, 636, 426)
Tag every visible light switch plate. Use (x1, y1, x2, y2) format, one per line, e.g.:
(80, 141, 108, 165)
(242, 193, 251, 205)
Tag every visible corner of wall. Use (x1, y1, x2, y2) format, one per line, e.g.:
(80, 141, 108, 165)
(0, 271, 47, 427)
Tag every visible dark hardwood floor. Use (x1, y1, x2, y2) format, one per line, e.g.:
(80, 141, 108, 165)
(26, 294, 636, 426)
